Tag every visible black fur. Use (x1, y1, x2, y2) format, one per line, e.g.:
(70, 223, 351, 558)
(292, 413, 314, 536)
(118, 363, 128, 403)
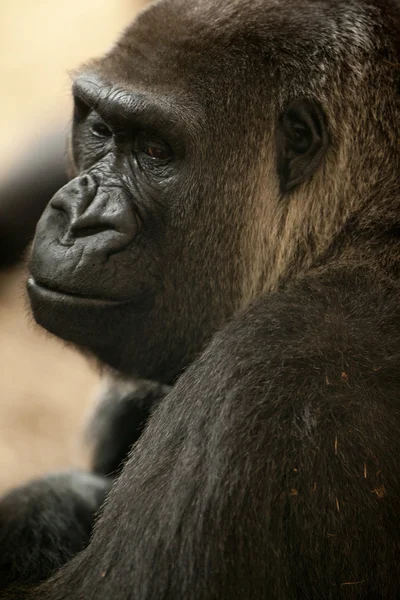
(0, 472, 110, 590)
(41, 265, 400, 599)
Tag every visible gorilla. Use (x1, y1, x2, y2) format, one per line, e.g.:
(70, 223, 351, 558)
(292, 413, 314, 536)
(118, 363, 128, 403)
(1, 0, 400, 597)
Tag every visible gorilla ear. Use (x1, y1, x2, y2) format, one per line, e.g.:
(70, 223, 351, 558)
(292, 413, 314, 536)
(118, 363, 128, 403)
(277, 98, 329, 194)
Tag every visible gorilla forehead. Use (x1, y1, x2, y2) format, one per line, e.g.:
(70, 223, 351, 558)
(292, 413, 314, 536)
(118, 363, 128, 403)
(90, 0, 377, 90)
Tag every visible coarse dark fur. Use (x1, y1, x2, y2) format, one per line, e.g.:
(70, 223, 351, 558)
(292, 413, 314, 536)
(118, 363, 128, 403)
(0, 471, 111, 591)
(2, 0, 400, 597)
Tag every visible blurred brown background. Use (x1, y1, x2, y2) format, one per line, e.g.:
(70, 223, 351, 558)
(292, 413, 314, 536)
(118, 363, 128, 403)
(0, 0, 147, 493)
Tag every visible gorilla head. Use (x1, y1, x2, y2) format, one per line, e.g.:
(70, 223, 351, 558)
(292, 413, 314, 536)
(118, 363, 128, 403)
(27, 0, 398, 383)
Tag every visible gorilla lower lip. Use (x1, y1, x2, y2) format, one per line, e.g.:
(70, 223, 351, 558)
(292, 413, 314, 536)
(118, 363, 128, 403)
(27, 277, 131, 307)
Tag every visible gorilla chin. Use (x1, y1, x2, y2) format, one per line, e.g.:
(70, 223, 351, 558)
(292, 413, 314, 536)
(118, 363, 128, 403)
(27, 276, 154, 373)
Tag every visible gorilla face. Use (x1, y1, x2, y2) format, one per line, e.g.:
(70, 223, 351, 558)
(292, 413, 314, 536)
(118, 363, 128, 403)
(29, 66, 212, 381)
(28, 73, 218, 381)
(28, 0, 329, 382)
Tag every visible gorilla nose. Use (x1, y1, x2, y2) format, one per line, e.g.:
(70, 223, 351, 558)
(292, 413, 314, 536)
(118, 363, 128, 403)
(51, 174, 139, 253)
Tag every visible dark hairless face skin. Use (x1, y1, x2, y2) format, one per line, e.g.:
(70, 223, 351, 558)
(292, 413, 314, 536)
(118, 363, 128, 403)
(2, 0, 400, 598)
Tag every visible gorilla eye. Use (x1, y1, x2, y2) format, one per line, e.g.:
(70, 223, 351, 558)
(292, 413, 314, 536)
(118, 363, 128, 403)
(90, 120, 112, 138)
(289, 123, 312, 153)
(142, 143, 172, 161)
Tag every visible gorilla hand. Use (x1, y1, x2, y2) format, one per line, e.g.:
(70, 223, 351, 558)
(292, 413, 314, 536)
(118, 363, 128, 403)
(0, 471, 110, 589)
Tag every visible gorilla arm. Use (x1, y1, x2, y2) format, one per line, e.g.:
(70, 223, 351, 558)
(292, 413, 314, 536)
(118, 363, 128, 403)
(24, 261, 400, 600)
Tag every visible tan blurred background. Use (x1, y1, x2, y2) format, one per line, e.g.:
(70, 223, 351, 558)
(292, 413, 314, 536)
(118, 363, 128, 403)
(0, 0, 147, 493)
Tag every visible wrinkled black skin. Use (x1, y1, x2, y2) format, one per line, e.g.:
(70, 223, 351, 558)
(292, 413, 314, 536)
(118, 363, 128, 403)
(2, 0, 400, 598)
(0, 129, 68, 267)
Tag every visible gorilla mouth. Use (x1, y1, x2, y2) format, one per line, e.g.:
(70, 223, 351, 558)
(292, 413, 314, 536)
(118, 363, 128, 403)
(27, 277, 131, 307)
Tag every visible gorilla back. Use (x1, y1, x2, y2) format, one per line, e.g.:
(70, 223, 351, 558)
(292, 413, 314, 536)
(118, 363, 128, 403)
(19, 0, 400, 597)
